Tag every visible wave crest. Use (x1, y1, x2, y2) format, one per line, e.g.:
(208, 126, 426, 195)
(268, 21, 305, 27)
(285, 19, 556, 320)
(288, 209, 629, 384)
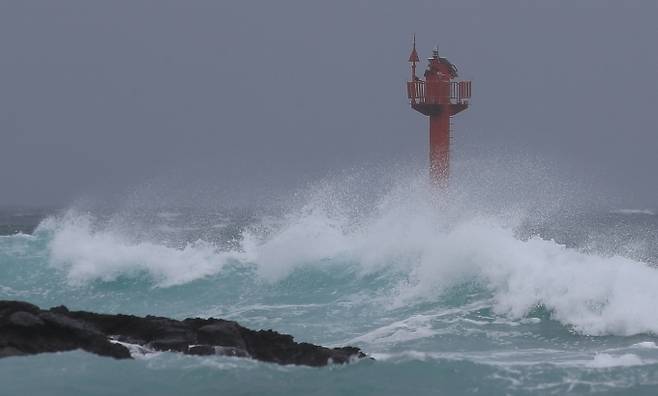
(25, 168, 658, 337)
(42, 212, 249, 287)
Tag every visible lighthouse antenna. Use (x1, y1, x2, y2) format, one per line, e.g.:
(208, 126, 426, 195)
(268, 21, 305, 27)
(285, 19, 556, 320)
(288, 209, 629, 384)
(408, 34, 419, 80)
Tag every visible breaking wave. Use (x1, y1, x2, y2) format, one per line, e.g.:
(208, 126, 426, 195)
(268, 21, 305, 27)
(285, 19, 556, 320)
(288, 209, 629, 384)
(23, 167, 658, 338)
(39, 214, 248, 287)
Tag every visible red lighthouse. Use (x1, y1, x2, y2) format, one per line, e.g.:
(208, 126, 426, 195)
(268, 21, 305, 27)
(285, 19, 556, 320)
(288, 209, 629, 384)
(407, 37, 471, 185)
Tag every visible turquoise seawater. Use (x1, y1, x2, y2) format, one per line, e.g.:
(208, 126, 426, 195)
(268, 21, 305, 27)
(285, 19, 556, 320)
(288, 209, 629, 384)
(1, 176, 658, 395)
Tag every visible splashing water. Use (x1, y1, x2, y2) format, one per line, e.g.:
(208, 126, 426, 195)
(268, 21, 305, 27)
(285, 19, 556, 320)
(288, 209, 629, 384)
(2, 162, 658, 395)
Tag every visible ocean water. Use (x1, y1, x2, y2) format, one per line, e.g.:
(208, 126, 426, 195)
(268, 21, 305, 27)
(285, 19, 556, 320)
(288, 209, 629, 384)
(1, 168, 658, 395)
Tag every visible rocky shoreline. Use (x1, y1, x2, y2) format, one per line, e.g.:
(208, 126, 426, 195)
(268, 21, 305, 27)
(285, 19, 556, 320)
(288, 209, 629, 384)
(0, 300, 367, 366)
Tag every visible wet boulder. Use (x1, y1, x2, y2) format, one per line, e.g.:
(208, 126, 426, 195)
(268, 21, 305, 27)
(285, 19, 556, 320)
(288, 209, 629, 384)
(0, 300, 367, 366)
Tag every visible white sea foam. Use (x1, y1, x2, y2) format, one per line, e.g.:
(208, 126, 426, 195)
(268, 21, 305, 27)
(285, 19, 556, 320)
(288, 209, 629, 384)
(349, 303, 490, 345)
(237, 181, 658, 337)
(368, 349, 646, 369)
(109, 339, 156, 359)
(0, 232, 34, 239)
(37, 168, 658, 337)
(630, 341, 658, 349)
(586, 353, 645, 368)
(43, 212, 251, 287)
(350, 314, 439, 345)
(400, 219, 658, 336)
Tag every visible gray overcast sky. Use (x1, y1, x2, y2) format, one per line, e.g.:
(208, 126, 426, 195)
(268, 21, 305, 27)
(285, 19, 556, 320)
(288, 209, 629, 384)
(1, 0, 657, 207)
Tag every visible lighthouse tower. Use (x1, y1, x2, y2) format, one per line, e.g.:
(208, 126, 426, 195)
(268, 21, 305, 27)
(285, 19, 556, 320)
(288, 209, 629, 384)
(407, 37, 471, 185)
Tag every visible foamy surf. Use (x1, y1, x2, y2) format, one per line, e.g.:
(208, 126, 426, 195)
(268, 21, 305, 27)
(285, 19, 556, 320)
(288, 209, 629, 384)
(3, 167, 658, 395)
(39, 212, 250, 287)
(27, 185, 658, 339)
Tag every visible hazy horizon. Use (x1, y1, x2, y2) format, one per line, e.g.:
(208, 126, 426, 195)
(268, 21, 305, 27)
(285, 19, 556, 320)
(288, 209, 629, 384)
(1, 1, 657, 208)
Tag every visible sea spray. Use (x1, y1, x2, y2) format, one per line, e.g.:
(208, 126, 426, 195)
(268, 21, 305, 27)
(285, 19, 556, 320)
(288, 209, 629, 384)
(2, 161, 658, 394)
(14, 165, 655, 337)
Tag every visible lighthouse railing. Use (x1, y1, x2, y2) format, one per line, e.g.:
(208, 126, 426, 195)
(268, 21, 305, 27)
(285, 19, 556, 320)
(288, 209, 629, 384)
(407, 80, 425, 103)
(407, 80, 471, 104)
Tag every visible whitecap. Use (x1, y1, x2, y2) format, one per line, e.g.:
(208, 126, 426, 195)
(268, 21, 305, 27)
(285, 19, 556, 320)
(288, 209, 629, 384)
(586, 353, 645, 368)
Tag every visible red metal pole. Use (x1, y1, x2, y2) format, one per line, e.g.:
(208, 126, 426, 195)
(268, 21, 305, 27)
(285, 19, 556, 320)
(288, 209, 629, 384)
(429, 112, 450, 185)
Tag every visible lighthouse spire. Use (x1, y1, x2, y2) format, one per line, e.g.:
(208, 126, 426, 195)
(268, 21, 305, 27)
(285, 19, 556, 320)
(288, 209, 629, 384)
(408, 34, 420, 80)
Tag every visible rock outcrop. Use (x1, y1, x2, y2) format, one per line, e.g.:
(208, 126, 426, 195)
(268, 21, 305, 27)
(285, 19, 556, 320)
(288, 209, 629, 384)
(0, 300, 366, 366)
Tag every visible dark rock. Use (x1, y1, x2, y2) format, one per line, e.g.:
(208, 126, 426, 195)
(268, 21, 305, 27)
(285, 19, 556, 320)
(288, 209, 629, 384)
(0, 346, 26, 357)
(87, 340, 132, 359)
(0, 300, 368, 366)
(50, 305, 70, 314)
(39, 312, 102, 337)
(0, 301, 40, 317)
(197, 321, 247, 349)
(0, 301, 130, 360)
(215, 346, 250, 358)
(148, 336, 191, 352)
(114, 335, 147, 346)
(8, 311, 44, 328)
(186, 345, 216, 356)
